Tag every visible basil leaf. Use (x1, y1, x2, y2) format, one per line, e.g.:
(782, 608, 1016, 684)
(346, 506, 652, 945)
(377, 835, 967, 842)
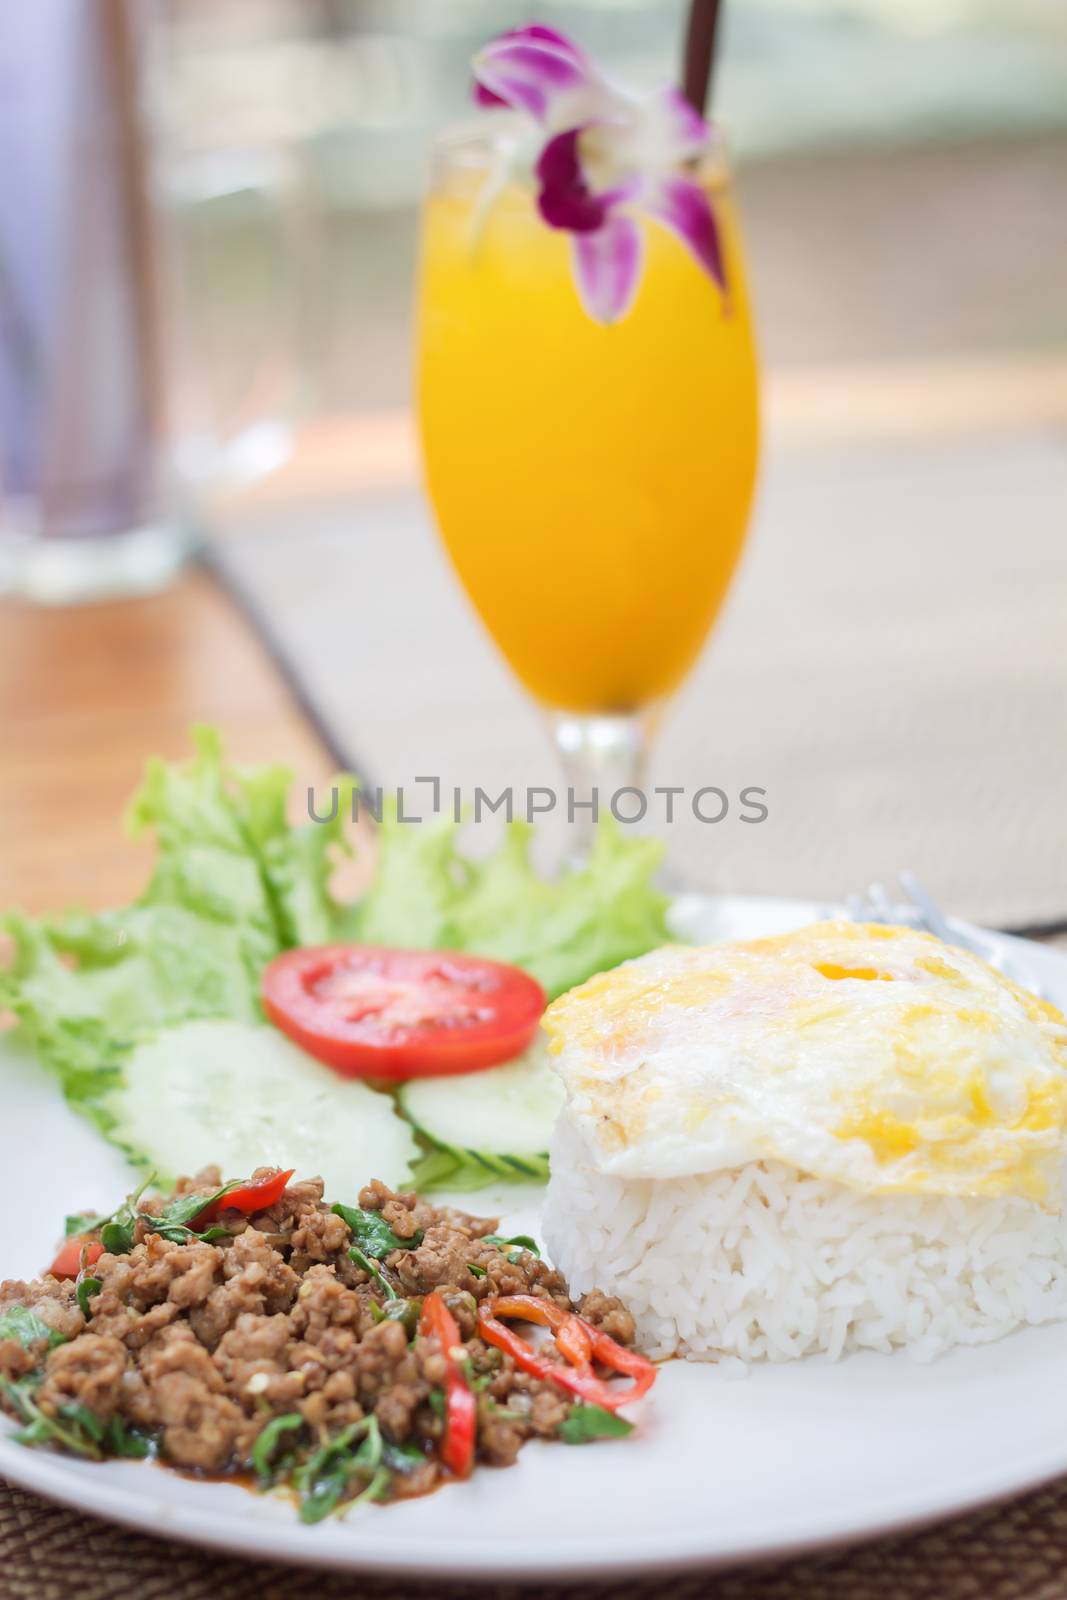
(332, 1204, 422, 1259)
(348, 1420, 388, 1509)
(155, 1193, 220, 1229)
(84, 1176, 240, 1253)
(427, 1389, 445, 1420)
(382, 1439, 427, 1475)
(558, 1403, 634, 1444)
(348, 1245, 389, 1296)
(58, 1402, 106, 1443)
(467, 1264, 486, 1279)
(149, 1221, 230, 1247)
(70, 1174, 225, 1260)
(107, 1416, 153, 1458)
(299, 1465, 348, 1516)
(252, 1412, 304, 1483)
(100, 1219, 135, 1255)
(381, 1298, 420, 1337)
(1, 1377, 101, 1459)
(151, 1180, 240, 1233)
(294, 1423, 360, 1523)
(0, 1305, 68, 1352)
(351, 1465, 392, 1510)
(76, 1277, 102, 1321)
(91, 1174, 156, 1258)
(296, 1416, 386, 1524)
(483, 1234, 540, 1259)
(134, 1181, 244, 1247)
(64, 1212, 105, 1239)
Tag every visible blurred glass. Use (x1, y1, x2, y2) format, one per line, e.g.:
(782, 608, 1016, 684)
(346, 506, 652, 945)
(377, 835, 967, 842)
(0, 0, 309, 603)
(151, 0, 1067, 450)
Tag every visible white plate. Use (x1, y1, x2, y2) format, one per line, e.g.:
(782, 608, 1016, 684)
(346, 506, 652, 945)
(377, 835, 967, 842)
(3, 895, 1067, 1580)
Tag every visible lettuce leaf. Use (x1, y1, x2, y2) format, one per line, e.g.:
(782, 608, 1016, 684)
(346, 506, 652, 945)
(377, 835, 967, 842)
(0, 728, 350, 1112)
(342, 813, 468, 951)
(0, 904, 261, 1136)
(347, 810, 669, 999)
(1, 729, 669, 1140)
(128, 725, 351, 982)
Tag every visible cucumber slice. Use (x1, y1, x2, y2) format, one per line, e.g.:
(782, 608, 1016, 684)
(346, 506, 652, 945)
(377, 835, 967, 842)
(102, 1019, 416, 1194)
(398, 1044, 564, 1188)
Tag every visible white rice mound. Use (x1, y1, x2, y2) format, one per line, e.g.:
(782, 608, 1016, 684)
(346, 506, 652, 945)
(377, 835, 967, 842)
(542, 1119, 1067, 1364)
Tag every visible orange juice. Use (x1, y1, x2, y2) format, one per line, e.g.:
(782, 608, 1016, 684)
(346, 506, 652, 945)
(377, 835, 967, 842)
(416, 156, 759, 714)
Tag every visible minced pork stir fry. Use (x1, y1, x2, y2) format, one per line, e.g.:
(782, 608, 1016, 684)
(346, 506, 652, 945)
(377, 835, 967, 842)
(0, 1169, 654, 1520)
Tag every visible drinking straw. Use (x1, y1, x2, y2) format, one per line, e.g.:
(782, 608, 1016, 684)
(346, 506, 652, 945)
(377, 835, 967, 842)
(682, 0, 724, 115)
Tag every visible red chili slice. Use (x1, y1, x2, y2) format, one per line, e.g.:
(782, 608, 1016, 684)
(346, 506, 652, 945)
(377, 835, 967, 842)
(420, 1291, 476, 1478)
(191, 1168, 295, 1228)
(477, 1294, 656, 1411)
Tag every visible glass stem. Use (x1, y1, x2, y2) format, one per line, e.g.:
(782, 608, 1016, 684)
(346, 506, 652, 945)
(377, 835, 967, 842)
(549, 708, 659, 859)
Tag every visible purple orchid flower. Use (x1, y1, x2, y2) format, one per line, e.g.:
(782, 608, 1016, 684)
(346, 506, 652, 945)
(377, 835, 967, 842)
(471, 25, 725, 325)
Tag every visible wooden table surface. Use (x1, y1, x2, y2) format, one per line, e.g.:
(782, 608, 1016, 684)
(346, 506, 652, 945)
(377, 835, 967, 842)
(0, 565, 338, 916)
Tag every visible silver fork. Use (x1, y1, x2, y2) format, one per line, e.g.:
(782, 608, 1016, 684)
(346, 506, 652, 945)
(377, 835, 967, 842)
(846, 871, 1047, 999)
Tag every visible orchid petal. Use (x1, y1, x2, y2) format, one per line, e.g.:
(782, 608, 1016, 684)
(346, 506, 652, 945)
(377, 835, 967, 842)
(644, 175, 726, 293)
(472, 27, 623, 134)
(474, 26, 584, 108)
(472, 81, 509, 109)
(470, 25, 725, 325)
(504, 25, 589, 63)
(572, 214, 644, 326)
(472, 37, 592, 124)
(642, 86, 712, 163)
(537, 126, 642, 233)
(537, 129, 609, 234)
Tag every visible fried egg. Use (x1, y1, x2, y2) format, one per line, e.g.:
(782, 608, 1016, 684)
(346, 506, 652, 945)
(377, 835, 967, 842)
(542, 922, 1067, 1202)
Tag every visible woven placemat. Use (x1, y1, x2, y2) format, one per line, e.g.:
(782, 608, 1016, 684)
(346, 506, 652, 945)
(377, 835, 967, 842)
(216, 428, 1067, 931)
(3, 1470, 1067, 1600)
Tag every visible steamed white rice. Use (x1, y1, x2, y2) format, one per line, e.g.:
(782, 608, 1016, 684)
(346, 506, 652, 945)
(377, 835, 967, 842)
(542, 1119, 1067, 1364)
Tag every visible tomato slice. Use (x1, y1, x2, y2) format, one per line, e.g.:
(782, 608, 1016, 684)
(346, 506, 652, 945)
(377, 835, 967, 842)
(261, 944, 545, 1081)
(49, 1239, 104, 1280)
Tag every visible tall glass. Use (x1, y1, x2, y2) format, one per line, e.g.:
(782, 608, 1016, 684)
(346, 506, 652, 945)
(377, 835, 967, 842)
(416, 124, 759, 831)
(0, 1, 309, 604)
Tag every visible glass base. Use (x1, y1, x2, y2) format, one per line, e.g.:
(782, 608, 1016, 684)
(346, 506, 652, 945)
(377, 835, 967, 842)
(0, 522, 196, 605)
(548, 707, 661, 859)
(551, 710, 656, 794)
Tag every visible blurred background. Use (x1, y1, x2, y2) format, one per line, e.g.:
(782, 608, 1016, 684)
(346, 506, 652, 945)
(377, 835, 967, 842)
(2, 0, 1065, 921)
(151, 0, 1067, 414)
